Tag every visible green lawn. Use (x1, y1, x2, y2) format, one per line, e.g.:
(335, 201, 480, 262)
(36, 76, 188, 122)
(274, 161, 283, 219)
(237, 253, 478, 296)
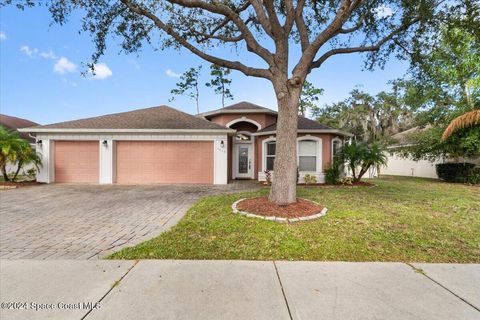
(109, 176, 480, 262)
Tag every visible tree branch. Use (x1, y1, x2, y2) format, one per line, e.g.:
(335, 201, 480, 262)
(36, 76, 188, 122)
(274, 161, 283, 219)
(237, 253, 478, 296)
(293, 0, 353, 76)
(120, 0, 272, 79)
(263, 0, 283, 37)
(248, 0, 273, 37)
(310, 17, 421, 70)
(166, 0, 274, 65)
(339, 15, 365, 33)
(283, 0, 296, 35)
(204, 1, 251, 38)
(196, 31, 244, 43)
(294, 0, 309, 52)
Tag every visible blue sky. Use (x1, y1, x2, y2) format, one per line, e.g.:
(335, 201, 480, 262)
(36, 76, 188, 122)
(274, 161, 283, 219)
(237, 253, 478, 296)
(1, 5, 409, 125)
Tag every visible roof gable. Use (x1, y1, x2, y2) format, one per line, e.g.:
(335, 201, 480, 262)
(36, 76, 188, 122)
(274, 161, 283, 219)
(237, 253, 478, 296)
(200, 101, 277, 118)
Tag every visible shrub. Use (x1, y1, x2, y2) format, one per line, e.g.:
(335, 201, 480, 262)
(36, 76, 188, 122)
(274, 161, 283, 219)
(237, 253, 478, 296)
(26, 168, 36, 180)
(436, 162, 479, 184)
(325, 162, 341, 184)
(304, 174, 317, 185)
(264, 170, 272, 185)
(341, 177, 353, 185)
(336, 141, 387, 182)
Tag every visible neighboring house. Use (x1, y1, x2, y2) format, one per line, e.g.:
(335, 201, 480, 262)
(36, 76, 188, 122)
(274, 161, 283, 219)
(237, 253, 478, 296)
(382, 127, 479, 179)
(0, 114, 39, 176)
(19, 102, 352, 185)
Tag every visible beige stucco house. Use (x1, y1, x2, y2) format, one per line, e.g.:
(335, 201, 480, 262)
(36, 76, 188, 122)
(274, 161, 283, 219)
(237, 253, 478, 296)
(20, 102, 352, 184)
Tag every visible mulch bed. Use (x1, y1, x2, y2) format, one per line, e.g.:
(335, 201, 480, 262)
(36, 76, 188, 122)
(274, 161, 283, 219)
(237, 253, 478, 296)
(0, 181, 44, 189)
(236, 196, 323, 218)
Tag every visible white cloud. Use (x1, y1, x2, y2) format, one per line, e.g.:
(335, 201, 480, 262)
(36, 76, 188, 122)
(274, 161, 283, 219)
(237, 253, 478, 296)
(20, 45, 39, 57)
(40, 50, 57, 60)
(0, 32, 6, 41)
(90, 63, 113, 80)
(165, 69, 181, 78)
(53, 57, 77, 74)
(375, 5, 394, 18)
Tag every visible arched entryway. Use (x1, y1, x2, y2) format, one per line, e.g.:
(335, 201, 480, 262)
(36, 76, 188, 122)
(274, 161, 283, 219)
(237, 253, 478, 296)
(227, 119, 260, 179)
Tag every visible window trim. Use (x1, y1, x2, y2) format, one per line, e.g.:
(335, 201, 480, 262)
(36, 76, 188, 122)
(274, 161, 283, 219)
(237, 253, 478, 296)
(262, 135, 323, 173)
(297, 136, 322, 173)
(262, 137, 276, 172)
(235, 131, 252, 143)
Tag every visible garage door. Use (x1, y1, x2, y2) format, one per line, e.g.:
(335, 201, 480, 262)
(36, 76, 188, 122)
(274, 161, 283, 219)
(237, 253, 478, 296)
(116, 141, 213, 184)
(54, 141, 99, 183)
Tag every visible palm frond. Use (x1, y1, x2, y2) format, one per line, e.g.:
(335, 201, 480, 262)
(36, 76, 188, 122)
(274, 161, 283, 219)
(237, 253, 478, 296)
(442, 110, 480, 141)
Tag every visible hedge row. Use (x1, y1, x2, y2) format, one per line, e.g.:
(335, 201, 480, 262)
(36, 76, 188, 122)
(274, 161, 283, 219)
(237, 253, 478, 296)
(436, 162, 480, 184)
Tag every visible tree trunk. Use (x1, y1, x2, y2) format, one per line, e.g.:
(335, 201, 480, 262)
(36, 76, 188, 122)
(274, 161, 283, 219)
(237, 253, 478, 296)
(1, 163, 9, 182)
(269, 84, 302, 205)
(12, 161, 23, 182)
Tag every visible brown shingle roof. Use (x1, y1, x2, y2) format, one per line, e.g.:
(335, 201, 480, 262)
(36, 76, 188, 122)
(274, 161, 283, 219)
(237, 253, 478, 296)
(25, 106, 231, 131)
(0, 114, 39, 142)
(257, 116, 333, 133)
(201, 101, 277, 118)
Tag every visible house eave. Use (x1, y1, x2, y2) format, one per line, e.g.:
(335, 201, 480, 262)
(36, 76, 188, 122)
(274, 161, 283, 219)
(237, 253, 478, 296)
(200, 109, 278, 118)
(252, 129, 353, 137)
(18, 128, 236, 134)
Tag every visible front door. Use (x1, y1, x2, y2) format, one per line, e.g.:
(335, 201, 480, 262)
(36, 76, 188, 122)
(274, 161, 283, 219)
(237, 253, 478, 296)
(235, 144, 253, 178)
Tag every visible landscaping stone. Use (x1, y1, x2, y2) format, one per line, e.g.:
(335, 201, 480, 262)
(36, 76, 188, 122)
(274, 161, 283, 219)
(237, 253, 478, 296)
(232, 197, 328, 223)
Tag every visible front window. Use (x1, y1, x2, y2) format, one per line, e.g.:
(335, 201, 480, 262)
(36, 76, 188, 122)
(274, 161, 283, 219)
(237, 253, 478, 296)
(235, 133, 251, 141)
(298, 140, 317, 172)
(265, 141, 276, 171)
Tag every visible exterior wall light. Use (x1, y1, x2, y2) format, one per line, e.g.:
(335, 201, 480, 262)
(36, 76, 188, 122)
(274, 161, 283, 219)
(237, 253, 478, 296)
(37, 140, 42, 146)
(102, 140, 108, 147)
(220, 140, 225, 148)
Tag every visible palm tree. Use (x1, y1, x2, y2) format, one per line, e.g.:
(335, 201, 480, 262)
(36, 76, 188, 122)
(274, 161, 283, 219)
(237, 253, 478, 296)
(0, 125, 42, 182)
(0, 126, 22, 181)
(11, 140, 42, 182)
(337, 141, 387, 182)
(442, 110, 480, 141)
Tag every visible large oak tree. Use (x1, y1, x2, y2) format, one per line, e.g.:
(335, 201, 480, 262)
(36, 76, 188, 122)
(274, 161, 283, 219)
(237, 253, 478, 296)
(6, 0, 477, 204)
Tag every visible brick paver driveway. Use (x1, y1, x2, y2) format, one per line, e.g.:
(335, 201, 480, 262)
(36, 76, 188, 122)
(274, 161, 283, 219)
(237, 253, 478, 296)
(0, 182, 257, 260)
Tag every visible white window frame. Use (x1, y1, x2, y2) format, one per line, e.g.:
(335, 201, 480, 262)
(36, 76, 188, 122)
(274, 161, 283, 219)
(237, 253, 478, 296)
(262, 137, 276, 172)
(262, 136, 323, 173)
(297, 136, 322, 173)
(235, 131, 253, 143)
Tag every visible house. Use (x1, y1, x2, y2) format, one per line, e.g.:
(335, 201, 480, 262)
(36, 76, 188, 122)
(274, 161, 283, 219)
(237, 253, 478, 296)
(0, 114, 39, 144)
(382, 127, 479, 178)
(19, 102, 352, 184)
(1, 114, 39, 176)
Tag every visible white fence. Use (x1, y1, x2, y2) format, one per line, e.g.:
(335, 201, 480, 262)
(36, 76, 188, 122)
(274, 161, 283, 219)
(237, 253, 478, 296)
(381, 155, 480, 179)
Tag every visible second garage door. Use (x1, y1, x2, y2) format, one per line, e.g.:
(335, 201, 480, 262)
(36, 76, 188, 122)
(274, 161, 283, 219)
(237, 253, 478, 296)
(54, 141, 99, 183)
(116, 141, 214, 184)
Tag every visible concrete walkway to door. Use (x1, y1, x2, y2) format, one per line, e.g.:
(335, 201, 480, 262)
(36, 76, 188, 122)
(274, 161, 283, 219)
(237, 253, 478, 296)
(0, 181, 258, 260)
(0, 260, 478, 320)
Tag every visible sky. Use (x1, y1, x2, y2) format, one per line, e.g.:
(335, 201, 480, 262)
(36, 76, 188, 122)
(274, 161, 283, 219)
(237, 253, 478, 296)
(0, 4, 409, 125)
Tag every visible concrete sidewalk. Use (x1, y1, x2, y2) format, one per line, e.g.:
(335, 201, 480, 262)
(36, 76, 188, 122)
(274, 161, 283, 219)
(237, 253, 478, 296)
(0, 260, 478, 320)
